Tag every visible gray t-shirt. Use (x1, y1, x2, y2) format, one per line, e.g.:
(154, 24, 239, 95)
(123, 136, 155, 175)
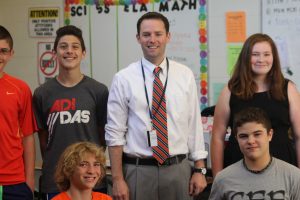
(209, 158, 300, 200)
(33, 76, 108, 193)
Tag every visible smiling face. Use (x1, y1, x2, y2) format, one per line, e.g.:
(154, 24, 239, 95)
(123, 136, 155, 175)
(0, 39, 13, 77)
(55, 35, 85, 71)
(236, 122, 273, 163)
(250, 41, 273, 78)
(69, 153, 102, 191)
(136, 19, 170, 65)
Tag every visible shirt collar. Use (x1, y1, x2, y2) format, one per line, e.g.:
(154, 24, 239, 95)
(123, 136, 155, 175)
(141, 57, 167, 76)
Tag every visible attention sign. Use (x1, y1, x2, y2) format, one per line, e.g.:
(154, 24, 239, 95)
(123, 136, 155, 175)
(29, 7, 60, 37)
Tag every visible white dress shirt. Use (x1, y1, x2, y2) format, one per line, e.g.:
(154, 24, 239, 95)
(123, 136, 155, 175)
(105, 57, 207, 161)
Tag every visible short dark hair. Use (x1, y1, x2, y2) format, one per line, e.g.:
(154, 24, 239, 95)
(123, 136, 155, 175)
(53, 25, 86, 52)
(233, 107, 272, 136)
(0, 25, 13, 49)
(137, 12, 169, 35)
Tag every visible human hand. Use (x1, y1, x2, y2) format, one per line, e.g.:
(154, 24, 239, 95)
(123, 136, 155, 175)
(26, 176, 35, 192)
(112, 178, 129, 200)
(189, 172, 207, 196)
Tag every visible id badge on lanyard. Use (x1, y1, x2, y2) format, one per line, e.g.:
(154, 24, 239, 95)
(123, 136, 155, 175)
(147, 129, 158, 147)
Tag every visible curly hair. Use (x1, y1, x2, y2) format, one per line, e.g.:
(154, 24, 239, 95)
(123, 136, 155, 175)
(55, 141, 106, 191)
(228, 33, 285, 100)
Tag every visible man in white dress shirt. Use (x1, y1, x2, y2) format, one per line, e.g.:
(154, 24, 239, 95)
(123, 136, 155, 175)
(105, 12, 208, 200)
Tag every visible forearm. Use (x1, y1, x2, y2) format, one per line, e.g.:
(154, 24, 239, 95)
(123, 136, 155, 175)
(194, 159, 206, 168)
(190, 159, 207, 196)
(23, 134, 35, 191)
(108, 145, 125, 181)
(108, 145, 129, 200)
(290, 125, 300, 168)
(287, 82, 300, 167)
(211, 136, 225, 177)
(210, 86, 230, 177)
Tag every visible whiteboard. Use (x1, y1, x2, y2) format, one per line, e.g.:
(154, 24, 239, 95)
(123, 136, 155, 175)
(262, 0, 300, 89)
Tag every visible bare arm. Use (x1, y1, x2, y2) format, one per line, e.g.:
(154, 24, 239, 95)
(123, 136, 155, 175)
(22, 134, 35, 192)
(287, 82, 300, 167)
(38, 130, 48, 159)
(108, 145, 129, 200)
(211, 86, 231, 177)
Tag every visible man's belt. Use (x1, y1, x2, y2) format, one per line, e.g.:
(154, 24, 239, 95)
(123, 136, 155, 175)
(123, 154, 186, 166)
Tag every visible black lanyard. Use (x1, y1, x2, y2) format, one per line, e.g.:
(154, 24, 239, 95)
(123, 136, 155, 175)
(141, 58, 169, 120)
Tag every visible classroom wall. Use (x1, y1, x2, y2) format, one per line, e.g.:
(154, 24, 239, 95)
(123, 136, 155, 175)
(208, 0, 261, 104)
(0, 0, 263, 104)
(0, 0, 262, 188)
(0, 0, 63, 91)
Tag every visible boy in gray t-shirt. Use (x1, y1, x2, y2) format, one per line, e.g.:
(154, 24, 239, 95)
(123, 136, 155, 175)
(209, 107, 300, 200)
(33, 25, 109, 200)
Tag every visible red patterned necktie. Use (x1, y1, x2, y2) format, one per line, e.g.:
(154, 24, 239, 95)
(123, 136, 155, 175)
(152, 66, 169, 164)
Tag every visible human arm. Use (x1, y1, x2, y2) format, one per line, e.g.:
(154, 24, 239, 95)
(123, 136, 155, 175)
(19, 84, 37, 191)
(211, 86, 231, 177)
(105, 74, 129, 200)
(186, 71, 208, 196)
(108, 146, 129, 200)
(189, 159, 207, 196)
(287, 82, 300, 167)
(22, 134, 35, 192)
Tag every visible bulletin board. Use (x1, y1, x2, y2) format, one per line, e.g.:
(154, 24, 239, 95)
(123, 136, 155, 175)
(64, 0, 209, 110)
(262, 0, 300, 89)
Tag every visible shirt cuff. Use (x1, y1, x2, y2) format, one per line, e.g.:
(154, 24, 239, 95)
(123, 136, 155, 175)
(106, 138, 126, 146)
(188, 150, 208, 161)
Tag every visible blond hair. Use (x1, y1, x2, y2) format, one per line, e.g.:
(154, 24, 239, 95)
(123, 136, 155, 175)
(55, 141, 106, 191)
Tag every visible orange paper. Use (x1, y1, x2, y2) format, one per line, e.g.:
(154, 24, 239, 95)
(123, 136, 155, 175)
(226, 11, 246, 43)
